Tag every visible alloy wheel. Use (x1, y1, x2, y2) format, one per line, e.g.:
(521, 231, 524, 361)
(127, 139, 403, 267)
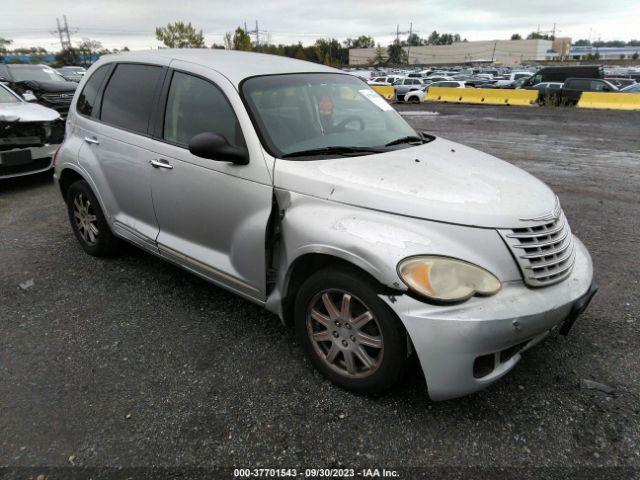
(306, 289, 384, 378)
(72, 193, 99, 245)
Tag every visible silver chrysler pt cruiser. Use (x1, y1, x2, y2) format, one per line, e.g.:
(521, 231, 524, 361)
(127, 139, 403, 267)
(53, 50, 597, 400)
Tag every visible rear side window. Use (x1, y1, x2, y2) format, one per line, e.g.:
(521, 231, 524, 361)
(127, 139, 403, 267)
(76, 65, 110, 117)
(163, 71, 244, 148)
(100, 64, 163, 134)
(567, 79, 589, 90)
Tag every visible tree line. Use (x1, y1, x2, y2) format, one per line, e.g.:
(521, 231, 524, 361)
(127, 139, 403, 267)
(153, 21, 468, 66)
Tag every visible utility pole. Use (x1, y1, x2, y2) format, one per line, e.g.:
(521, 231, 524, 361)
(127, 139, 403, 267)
(390, 24, 414, 65)
(247, 21, 268, 49)
(406, 22, 413, 65)
(52, 16, 73, 51)
(255, 20, 259, 47)
(491, 41, 497, 64)
(63, 15, 72, 47)
(56, 18, 65, 50)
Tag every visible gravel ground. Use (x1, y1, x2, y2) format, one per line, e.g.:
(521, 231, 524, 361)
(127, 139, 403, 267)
(1, 104, 639, 476)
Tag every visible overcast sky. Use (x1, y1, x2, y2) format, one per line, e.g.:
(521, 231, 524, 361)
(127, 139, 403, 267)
(2, 0, 638, 51)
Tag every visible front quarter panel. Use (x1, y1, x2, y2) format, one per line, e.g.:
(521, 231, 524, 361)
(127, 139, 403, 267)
(275, 190, 522, 296)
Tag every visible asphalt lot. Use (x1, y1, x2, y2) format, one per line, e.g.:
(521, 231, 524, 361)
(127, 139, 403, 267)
(1, 104, 639, 475)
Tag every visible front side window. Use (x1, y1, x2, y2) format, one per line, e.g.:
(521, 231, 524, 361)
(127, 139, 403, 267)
(591, 81, 611, 91)
(163, 71, 244, 148)
(76, 65, 110, 117)
(100, 64, 163, 134)
(242, 73, 418, 158)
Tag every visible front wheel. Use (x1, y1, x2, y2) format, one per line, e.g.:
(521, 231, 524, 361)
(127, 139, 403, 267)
(294, 268, 408, 393)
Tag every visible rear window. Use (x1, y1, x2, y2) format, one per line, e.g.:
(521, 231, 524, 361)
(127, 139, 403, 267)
(100, 64, 164, 134)
(76, 65, 110, 117)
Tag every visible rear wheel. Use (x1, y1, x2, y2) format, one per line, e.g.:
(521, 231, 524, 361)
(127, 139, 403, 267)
(66, 180, 121, 256)
(295, 267, 408, 393)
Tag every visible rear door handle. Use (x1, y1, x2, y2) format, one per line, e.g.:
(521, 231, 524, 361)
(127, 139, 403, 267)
(149, 159, 173, 170)
(84, 136, 99, 145)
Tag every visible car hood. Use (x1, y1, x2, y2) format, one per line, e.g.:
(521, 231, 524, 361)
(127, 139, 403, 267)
(0, 102, 61, 122)
(273, 137, 557, 229)
(15, 80, 77, 93)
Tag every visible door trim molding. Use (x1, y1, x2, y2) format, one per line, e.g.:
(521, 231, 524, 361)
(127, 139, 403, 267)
(158, 242, 262, 295)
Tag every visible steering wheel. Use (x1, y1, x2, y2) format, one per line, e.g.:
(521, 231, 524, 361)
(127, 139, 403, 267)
(335, 116, 365, 131)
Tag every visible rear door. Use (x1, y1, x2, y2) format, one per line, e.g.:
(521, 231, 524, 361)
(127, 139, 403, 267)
(149, 62, 273, 302)
(77, 62, 166, 250)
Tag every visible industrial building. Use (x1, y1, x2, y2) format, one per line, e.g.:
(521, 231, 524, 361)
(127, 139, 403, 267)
(349, 39, 566, 66)
(569, 46, 640, 60)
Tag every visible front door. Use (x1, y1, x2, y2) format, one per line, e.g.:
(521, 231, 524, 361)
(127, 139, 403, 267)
(150, 65, 273, 302)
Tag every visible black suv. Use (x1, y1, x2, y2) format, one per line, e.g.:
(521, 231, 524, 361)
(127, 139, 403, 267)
(0, 64, 77, 116)
(559, 78, 618, 105)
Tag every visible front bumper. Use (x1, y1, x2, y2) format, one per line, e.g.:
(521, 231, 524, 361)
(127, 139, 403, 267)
(0, 145, 57, 179)
(383, 236, 595, 401)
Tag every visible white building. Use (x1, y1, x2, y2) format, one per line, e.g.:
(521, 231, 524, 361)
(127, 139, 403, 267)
(350, 39, 558, 66)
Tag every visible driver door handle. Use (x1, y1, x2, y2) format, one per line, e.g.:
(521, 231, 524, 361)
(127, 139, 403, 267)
(149, 158, 173, 170)
(83, 136, 99, 145)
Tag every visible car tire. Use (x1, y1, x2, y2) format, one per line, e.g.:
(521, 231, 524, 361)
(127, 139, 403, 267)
(66, 180, 121, 256)
(294, 267, 408, 394)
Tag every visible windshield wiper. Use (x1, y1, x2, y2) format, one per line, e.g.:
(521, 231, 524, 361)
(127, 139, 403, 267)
(384, 135, 426, 147)
(281, 146, 387, 159)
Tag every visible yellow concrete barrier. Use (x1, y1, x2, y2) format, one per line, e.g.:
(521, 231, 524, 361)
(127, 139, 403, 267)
(371, 85, 395, 101)
(425, 87, 538, 106)
(425, 87, 466, 103)
(578, 92, 640, 110)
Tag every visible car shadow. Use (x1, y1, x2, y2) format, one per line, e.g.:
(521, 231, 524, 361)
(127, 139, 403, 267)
(0, 169, 54, 194)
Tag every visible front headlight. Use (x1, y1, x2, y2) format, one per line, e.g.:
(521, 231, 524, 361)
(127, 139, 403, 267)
(398, 256, 501, 302)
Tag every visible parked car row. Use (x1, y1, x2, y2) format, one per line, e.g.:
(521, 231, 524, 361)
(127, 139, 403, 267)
(388, 65, 640, 104)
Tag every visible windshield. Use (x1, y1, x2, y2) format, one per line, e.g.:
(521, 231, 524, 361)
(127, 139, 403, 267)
(10, 66, 66, 83)
(0, 86, 21, 103)
(242, 73, 418, 158)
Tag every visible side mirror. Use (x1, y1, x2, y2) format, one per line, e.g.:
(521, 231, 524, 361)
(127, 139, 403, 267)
(22, 92, 38, 102)
(188, 132, 249, 165)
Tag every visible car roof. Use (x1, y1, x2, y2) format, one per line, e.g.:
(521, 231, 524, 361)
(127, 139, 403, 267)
(96, 49, 340, 87)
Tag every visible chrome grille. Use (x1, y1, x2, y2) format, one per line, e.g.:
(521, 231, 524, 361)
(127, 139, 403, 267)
(40, 93, 73, 104)
(499, 209, 576, 287)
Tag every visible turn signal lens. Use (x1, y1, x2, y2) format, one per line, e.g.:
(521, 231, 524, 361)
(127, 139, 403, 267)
(398, 256, 501, 302)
